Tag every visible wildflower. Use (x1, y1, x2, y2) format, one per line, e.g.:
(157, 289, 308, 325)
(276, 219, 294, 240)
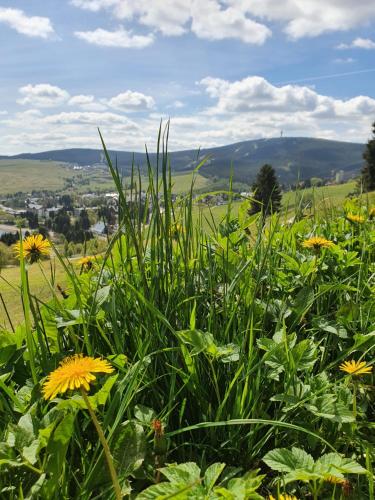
(42, 354, 114, 400)
(369, 207, 375, 219)
(78, 255, 96, 271)
(339, 360, 372, 376)
(13, 234, 50, 263)
(302, 236, 333, 250)
(325, 475, 346, 485)
(346, 213, 365, 224)
(269, 495, 298, 500)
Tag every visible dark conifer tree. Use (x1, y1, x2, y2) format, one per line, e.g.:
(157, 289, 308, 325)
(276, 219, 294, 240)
(249, 164, 282, 215)
(359, 121, 375, 192)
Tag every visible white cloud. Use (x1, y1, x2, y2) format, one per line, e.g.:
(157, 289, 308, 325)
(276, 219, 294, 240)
(2, 75, 374, 154)
(190, 0, 271, 44)
(74, 27, 154, 48)
(71, 0, 270, 44)
(71, 0, 375, 42)
(108, 90, 155, 111)
(231, 0, 375, 39)
(68, 94, 108, 111)
(17, 84, 70, 107)
(337, 37, 375, 50)
(0, 7, 54, 39)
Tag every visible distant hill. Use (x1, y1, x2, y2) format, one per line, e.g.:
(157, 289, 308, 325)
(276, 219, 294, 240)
(1, 137, 365, 184)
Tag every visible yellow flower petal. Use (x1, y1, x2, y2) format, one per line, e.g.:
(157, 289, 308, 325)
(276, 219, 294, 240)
(42, 354, 114, 400)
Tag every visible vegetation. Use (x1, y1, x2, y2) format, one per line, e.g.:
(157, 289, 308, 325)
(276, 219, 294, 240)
(0, 131, 374, 499)
(360, 121, 375, 192)
(249, 164, 282, 215)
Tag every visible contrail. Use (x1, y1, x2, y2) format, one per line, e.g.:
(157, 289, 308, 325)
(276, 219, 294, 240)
(275, 67, 375, 85)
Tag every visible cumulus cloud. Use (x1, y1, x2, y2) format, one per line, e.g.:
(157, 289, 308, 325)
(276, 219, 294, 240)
(2, 76, 374, 154)
(17, 84, 70, 107)
(74, 27, 154, 48)
(0, 7, 54, 38)
(230, 0, 375, 39)
(71, 0, 270, 44)
(337, 37, 375, 50)
(71, 0, 375, 42)
(108, 90, 155, 111)
(68, 94, 108, 111)
(190, 0, 271, 44)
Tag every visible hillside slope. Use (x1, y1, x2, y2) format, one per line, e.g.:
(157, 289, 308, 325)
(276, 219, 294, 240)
(1, 137, 364, 184)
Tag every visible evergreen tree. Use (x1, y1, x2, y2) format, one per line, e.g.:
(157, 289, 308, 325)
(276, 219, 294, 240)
(359, 121, 375, 192)
(249, 164, 282, 215)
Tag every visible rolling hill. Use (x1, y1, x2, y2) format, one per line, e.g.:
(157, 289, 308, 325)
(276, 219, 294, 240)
(1, 137, 365, 184)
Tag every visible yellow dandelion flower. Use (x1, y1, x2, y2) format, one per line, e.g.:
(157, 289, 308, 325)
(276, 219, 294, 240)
(302, 236, 333, 250)
(269, 495, 298, 500)
(369, 207, 375, 219)
(339, 359, 372, 376)
(13, 234, 50, 263)
(346, 213, 365, 224)
(78, 255, 96, 271)
(42, 354, 114, 400)
(324, 475, 346, 485)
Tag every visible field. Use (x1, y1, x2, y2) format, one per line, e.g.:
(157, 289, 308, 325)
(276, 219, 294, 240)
(0, 160, 75, 195)
(0, 149, 374, 499)
(0, 259, 66, 329)
(0, 159, 211, 197)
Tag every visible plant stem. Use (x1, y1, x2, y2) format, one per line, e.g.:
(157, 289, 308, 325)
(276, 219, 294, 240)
(80, 388, 122, 499)
(19, 231, 37, 384)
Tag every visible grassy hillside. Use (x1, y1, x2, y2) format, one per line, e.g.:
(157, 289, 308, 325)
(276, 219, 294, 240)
(2, 137, 365, 184)
(0, 160, 74, 195)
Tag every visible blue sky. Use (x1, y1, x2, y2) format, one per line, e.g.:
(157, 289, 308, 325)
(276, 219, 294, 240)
(0, 0, 375, 154)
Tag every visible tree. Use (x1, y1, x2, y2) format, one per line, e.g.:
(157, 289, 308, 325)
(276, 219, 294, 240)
(359, 121, 375, 192)
(248, 164, 282, 215)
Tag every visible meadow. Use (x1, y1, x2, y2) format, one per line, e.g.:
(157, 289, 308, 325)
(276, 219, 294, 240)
(0, 137, 374, 499)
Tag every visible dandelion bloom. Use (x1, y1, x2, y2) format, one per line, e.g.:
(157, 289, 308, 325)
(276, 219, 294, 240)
(346, 213, 365, 224)
(78, 255, 96, 271)
(269, 495, 298, 500)
(339, 360, 372, 376)
(369, 207, 375, 219)
(13, 234, 50, 263)
(324, 475, 347, 485)
(302, 236, 333, 250)
(42, 354, 114, 400)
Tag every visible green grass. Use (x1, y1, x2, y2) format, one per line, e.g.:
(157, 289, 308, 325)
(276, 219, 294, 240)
(0, 160, 75, 195)
(0, 259, 66, 329)
(0, 134, 374, 499)
(0, 159, 212, 197)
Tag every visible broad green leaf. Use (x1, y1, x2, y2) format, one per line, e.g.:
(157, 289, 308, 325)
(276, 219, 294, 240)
(134, 404, 157, 425)
(160, 462, 201, 484)
(177, 330, 215, 356)
(136, 481, 204, 499)
(263, 447, 314, 473)
(204, 462, 226, 490)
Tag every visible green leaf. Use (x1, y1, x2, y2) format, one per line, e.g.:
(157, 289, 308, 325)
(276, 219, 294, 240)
(263, 447, 314, 473)
(315, 453, 367, 475)
(46, 411, 76, 479)
(89, 374, 118, 407)
(112, 421, 146, 476)
(204, 462, 225, 490)
(134, 404, 157, 425)
(176, 330, 215, 356)
(136, 481, 204, 499)
(160, 462, 201, 484)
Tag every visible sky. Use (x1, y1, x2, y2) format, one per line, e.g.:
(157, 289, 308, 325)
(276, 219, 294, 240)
(0, 0, 375, 154)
